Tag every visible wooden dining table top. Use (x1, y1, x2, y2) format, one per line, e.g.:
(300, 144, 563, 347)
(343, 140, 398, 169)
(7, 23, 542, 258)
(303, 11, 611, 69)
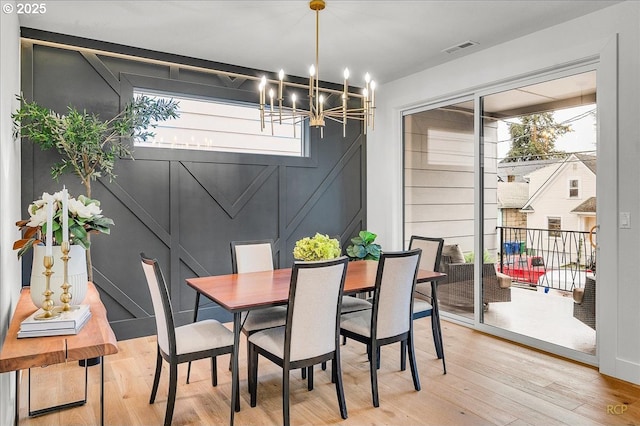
(186, 259, 446, 313)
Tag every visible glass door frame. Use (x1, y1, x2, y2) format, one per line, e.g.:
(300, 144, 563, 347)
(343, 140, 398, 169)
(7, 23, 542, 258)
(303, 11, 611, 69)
(402, 59, 601, 367)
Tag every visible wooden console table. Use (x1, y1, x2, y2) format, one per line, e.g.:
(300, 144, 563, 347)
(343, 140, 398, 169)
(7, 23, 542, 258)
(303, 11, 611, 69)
(0, 283, 118, 425)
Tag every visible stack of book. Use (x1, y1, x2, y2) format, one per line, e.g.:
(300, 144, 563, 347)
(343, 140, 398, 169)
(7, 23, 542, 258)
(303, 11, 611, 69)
(18, 304, 91, 338)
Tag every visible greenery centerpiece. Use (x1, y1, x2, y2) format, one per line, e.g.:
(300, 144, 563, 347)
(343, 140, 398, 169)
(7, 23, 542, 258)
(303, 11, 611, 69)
(293, 233, 341, 261)
(12, 94, 179, 280)
(346, 230, 381, 261)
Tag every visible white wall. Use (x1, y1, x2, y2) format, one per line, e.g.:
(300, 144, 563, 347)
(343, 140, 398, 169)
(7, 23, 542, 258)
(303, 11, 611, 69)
(0, 1, 22, 423)
(369, 1, 640, 384)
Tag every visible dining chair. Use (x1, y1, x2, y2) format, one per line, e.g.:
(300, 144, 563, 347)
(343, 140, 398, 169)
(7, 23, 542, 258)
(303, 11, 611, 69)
(408, 235, 446, 374)
(140, 253, 235, 426)
(340, 249, 422, 407)
(187, 239, 287, 383)
(247, 256, 349, 426)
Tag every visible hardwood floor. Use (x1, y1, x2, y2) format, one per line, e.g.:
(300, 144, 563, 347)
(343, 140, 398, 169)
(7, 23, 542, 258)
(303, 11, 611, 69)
(18, 319, 640, 425)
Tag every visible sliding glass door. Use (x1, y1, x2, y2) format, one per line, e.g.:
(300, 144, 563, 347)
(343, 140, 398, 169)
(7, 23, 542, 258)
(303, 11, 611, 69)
(403, 68, 598, 361)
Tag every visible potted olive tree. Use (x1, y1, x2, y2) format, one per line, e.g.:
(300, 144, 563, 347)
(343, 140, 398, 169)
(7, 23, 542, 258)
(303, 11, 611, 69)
(12, 94, 179, 282)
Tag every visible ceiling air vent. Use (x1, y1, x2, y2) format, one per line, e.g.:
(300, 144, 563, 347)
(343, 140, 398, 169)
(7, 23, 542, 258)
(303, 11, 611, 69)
(442, 40, 479, 54)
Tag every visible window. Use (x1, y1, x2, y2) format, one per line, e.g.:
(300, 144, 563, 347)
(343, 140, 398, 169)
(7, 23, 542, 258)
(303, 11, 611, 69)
(569, 179, 580, 198)
(548, 217, 562, 237)
(133, 90, 304, 157)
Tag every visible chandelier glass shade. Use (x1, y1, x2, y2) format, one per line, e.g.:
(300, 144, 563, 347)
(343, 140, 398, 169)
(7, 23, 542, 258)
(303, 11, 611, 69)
(258, 0, 375, 138)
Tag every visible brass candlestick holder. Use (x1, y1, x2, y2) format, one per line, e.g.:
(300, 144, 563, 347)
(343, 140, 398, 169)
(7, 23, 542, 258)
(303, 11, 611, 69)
(55, 241, 76, 312)
(35, 254, 61, 320)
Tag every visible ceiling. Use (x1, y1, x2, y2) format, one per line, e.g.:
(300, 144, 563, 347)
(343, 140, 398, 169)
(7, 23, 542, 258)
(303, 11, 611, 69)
(18, 1, 620, 86)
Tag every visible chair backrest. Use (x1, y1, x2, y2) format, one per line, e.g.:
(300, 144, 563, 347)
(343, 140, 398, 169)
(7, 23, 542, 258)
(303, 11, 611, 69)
(409, 236, 444, 273)
(140, 253, 175, 357)
(372, 249, 422, 340)
(285, 257, 349, 362)
(231, 240, 275, 274)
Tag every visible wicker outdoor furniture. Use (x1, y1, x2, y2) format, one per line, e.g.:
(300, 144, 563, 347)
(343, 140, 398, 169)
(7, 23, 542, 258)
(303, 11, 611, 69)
(573, 275, 596, 329)
(436, 257, 512, 309)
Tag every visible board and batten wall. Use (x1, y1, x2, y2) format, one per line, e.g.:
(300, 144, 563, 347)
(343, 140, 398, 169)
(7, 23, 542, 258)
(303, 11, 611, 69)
(18, 29, 367, 340)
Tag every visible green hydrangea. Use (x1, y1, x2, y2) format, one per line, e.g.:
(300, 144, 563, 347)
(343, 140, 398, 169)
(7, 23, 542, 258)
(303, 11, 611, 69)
(293, 233, 341, 261)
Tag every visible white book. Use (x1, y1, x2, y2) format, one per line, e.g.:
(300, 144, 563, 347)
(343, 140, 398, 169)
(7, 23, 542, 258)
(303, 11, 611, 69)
(20, 304, 91, 332)
(18, 310, 91, 338)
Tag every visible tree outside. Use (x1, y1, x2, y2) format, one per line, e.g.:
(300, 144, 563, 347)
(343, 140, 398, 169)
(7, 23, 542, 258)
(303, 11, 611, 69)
(504, 112, 572, 162)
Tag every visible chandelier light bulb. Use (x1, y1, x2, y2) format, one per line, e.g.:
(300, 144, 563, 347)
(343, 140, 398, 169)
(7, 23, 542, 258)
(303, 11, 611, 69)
(344, 68, 350, 79)
(279, 69, 285, 80)
(309, 65, 316, 77)
(365, 73, 371, 83)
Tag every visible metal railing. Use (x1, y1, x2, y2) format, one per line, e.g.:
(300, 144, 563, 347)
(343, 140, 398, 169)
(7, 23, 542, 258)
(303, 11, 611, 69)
(496, 226, 596, 291)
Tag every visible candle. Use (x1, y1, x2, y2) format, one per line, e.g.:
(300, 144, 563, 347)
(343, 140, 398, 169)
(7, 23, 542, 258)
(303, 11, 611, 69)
(45, 199, 53, 257)
(62, 187, 69, 243)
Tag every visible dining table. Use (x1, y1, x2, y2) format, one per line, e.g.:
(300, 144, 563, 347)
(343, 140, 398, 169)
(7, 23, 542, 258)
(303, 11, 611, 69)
(186, 259, 446, 425)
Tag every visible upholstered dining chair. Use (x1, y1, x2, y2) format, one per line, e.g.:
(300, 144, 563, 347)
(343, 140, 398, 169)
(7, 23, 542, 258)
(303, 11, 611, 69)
(408, 235, 446, 374)
(187, 239, 287, 383)
(340, 249, 422, 407)
(247, 256, 350, 426)
(140, 253, 234, 426)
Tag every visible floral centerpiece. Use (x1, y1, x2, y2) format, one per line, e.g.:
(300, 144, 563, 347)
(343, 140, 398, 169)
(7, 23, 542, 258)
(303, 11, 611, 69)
(15, 189, 113, 307)
(14, 190, 114, 258)
(293, 233, 341, 261)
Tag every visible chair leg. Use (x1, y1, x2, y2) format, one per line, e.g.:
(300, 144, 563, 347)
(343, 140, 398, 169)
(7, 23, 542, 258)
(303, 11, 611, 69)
(249, 343, 259, 407)
(164, 362, 178, 426)
(150, 347, 162, 404)
(370, 343, 380, 407)
(187, 292, 201, 384)
(407, 332, 421, 391)
(307, 366, 314, 391)
(400, 340, 407, 371)
(283, 366, 291, 426)
(321, 361, 327, 371)
(211, 356, 218, 387)
(301, 367, 306, 379)
(333, 352, 348, 419)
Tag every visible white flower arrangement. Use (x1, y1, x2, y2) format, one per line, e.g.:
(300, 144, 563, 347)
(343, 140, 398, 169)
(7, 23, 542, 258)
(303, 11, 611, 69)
(14, 190, 114, 258)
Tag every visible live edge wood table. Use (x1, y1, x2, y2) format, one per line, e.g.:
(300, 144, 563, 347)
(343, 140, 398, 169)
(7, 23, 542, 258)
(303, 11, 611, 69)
(0, 282, 118, 426)
(186, 260, 446, 425)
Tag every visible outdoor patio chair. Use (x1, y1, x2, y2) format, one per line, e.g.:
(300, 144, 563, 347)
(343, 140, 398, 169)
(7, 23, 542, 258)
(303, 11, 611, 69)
(573, 275, 596, 329)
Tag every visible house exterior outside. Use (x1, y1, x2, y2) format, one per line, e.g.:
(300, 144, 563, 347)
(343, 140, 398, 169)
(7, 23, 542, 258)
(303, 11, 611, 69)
(522, 153, 596, 235)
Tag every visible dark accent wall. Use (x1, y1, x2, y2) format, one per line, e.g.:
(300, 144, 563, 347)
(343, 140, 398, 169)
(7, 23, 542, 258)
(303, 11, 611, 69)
(19, 30, 367, 340)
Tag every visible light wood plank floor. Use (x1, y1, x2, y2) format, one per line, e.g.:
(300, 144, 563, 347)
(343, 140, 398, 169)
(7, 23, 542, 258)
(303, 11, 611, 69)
(18, 319, 640, 425)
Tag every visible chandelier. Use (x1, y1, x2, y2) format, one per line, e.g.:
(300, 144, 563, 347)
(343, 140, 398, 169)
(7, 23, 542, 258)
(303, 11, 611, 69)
(258, 0, 375, 138)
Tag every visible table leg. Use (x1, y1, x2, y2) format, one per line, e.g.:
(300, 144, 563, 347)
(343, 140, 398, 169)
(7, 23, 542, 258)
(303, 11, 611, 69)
(100, 356, 104, 426)
(230, 311, 241, 425)
(14, 370, 19, 426)
(431, 282, 444, 359)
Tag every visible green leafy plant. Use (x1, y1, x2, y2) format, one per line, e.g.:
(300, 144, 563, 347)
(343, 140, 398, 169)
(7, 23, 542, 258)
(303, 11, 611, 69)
(12, 94, 179, 198)
(12, 94, 179, 280)
(293, 233, 341, 261)
(346, 230, 381, 261)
